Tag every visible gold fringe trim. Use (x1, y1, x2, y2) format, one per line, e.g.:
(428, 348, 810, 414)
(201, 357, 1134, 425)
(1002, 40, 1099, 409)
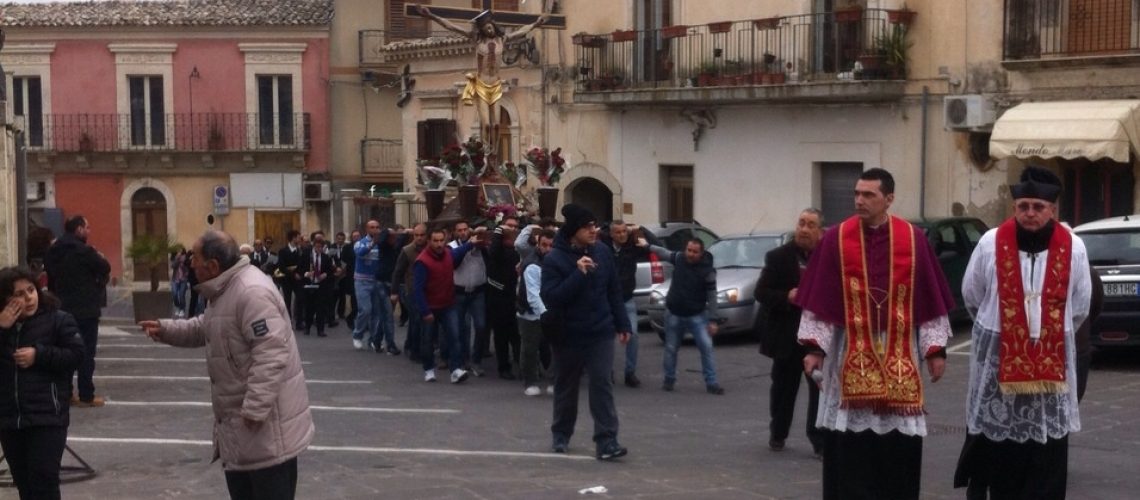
(998, 381, 1068, 395)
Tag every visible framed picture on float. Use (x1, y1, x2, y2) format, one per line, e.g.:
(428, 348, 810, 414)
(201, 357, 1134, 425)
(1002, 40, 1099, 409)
(482, 183, 515, 208)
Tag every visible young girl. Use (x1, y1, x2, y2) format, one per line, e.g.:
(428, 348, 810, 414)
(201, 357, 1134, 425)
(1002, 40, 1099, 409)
(0, 266, 85, 500)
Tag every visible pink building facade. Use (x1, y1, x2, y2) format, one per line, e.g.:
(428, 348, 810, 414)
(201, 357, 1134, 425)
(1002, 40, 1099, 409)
(2, 0, 332, 283)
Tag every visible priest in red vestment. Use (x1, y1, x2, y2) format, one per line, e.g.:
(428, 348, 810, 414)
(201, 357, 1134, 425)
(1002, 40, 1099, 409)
(796, 168, 956, 500)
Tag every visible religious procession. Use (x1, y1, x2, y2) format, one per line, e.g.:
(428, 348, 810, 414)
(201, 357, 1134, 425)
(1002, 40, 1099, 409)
(1, 0, 1138, 499)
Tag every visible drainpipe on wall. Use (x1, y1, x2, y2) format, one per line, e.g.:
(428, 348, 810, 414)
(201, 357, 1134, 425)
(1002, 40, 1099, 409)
(920, 86, 929, 221)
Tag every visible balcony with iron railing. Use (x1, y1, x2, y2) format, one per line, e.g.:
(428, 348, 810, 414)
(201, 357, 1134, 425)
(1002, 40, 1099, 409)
(361, 138, 404, 176)
(573, 8, 914, 105)
(1003, 0, 1140, 67)
(19, 112, 311, 153)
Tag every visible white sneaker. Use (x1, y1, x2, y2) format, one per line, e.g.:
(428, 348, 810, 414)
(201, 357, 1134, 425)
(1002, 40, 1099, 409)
(524, 386, 541, 397)
(424, 370, 437, 382)
(352, 339, 364, 350)
(450, 369, 469, 384)
(546, 385, 555, 395)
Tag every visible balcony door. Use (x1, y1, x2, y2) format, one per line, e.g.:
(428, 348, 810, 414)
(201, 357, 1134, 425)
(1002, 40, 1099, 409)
(1067, 0, 1133, 54)
(257, 75, 295, 147)
(128, 75, 166, 147)
(634, 0, 672, 82)
(12, 76, 44, 147)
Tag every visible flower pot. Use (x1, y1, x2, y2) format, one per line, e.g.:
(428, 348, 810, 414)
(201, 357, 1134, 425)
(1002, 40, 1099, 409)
(835, 8, 863, 23)
(425, 189, 445, 220)
(661, 25, 688, 39)
(573, 34, 606, 48)
(698, 73, 716, 87)
(888, 10, 916, 26)
(612, 30, 637, 42)
(768, 72, 786, 84)
(458, 185, 480, 218)
(707, 21, 733, 34)
(753, 17, 780, 30)
(538, 187, 559, 219)
(857, 54, 886, 71)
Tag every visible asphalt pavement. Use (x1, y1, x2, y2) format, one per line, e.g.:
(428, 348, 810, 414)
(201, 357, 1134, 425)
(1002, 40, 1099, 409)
(8, 317, 1140, 500)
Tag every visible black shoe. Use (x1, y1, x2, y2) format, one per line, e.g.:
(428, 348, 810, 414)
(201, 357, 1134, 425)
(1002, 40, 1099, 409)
(317, 331, 327, 337)
(769, 439, 785, 451)
(552, 438, 569, 454)
(386, 346, 401, 356)
(327, 321, 339, 328)
(662, 380, 674, 392)
(499, 371, 516, 380)
(624, 373, 641, 388)
(596, 441, 628, 461)
(706, 384, 725, 395)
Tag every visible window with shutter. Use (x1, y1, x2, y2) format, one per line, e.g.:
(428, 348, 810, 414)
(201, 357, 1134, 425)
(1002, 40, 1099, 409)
(416, 119, 458, 160)
(389, 0, 431, 40)
(471, 0, 519, 11)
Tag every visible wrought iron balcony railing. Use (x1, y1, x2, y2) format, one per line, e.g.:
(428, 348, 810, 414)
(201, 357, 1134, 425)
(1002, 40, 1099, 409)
(574, 8, 910, 92)
(23, 113, 311, 153)
(1003, 0, 1140, 60)
(361, 138, 404, 175)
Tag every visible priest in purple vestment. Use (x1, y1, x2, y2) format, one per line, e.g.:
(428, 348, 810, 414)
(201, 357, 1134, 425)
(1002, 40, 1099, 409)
(795, 168, 956, 500)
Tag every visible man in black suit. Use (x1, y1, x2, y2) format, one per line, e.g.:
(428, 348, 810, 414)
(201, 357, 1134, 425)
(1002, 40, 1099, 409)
(297, 235, 336, 337)
(277, 230, 304, 327)
(755, 208, 826, 455)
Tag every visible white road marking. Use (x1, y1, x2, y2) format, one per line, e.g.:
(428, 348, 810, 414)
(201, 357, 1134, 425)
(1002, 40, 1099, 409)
(94, 375, 370, 384)
(67, 437, 590, 460)
(946, 340, 973, 355)
(98, 328, 134, 338)
(106, 401, 460, 414)
(96, 357, 311, 365)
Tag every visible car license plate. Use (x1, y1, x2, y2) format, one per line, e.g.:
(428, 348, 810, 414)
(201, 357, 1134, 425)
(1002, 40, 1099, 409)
(1103, 282, 1139, 296)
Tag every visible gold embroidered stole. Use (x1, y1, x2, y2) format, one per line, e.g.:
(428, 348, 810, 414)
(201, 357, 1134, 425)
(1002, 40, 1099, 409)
(838, 215, 924, 415)
(994, 219, 1071, 394)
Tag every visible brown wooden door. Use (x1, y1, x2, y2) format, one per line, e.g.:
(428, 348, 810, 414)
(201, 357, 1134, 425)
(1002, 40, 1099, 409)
(1068, 0, 1132, 54)
(131, 188, 169, 283)
(255, 211, 301, 252)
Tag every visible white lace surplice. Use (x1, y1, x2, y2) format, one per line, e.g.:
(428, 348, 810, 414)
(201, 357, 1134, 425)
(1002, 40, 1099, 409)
(959, 228, 1091, 443)
(797, 311, 952, 437)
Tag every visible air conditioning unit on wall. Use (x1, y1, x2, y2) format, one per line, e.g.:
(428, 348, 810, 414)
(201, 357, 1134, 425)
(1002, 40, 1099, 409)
(303, 181, 332, 202)
(944, 95, 996, 131)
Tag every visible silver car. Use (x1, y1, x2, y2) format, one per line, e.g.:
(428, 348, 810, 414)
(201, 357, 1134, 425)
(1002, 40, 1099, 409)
(647, 233, 787, 341)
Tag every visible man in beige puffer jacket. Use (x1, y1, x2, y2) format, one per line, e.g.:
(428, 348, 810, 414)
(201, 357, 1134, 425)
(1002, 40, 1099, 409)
(141, 230, 314, 500)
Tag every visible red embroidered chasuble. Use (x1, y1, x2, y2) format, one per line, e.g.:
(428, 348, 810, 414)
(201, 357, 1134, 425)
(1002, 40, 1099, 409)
(838, 215, 924, 415)
(994, 219, 1071, 394)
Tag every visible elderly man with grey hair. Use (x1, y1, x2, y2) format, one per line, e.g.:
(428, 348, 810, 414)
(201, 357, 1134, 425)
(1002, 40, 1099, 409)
(140, 230, 314, 500)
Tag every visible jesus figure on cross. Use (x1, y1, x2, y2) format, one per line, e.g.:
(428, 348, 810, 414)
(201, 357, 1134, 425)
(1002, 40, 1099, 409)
(417, 5, 550, 157)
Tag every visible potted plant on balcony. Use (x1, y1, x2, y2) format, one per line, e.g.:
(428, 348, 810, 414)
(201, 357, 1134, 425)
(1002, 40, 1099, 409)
(207, 123, 225, 151)
(128, 235, 184, 322)
(662, 25, 689, 39)
(707, 21, 733, 34)
(696, 60, 720, 86)
(887, 5, 916, 26)
(525, 146, 567, 219)
(876, 25, 912, 79)
(835, 2, 864, 23)
(78, 132, 95, 153)
(612, 29, 637, 42)
(753, 17, 781, 30)
(572, 33, 607, 48)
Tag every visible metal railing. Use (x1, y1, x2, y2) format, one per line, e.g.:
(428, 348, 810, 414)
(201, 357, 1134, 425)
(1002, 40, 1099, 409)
(359, 29, 464, 66)
(28, 113, 311, 153)
(361, 138, 404, 174)
(574, 9, 904, 91)
(1003, 0, 1140, 60)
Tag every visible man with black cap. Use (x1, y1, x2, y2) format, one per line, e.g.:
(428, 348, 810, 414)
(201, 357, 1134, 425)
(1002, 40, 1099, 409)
(954, 165, 1092, 499)
(541, 204, 632, 461)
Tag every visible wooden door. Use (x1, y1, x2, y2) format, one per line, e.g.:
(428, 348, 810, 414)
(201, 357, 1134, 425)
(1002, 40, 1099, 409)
(131, 188, 168, 283)
(1068, 0, 1132, 54)
(255, 211, 301, 252)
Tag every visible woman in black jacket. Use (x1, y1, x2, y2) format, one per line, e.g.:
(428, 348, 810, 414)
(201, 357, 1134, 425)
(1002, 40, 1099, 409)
(0, 266, 85, 500)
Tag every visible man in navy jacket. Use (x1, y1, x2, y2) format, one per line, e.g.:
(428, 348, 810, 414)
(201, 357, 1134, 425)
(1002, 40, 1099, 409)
(541, 204, 632, 461)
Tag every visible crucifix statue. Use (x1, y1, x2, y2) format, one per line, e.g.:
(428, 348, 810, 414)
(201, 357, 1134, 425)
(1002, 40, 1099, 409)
(409, 1, 565, 158)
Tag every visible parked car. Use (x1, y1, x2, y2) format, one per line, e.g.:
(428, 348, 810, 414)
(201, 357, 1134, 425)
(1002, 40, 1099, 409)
(647, 233, 787, 340)
(1074, 215, 1140, 348)
(645, 217, 987, 342)
(601, 221, 719, 326)
(911, 217, 989, 320)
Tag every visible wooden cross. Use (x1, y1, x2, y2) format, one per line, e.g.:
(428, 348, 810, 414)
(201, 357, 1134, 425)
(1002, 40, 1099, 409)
(405, 1, 566, 30)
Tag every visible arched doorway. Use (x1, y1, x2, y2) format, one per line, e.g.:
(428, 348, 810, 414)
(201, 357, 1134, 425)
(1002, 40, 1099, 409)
(131, 187, 169, 283)
(568, 177, 614, 222)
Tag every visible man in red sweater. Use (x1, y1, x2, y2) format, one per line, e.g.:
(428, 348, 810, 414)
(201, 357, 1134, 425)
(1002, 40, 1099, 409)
(413, 227, 482, 383)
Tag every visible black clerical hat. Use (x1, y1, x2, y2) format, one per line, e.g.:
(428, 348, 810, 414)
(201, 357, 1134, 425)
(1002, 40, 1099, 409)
(1009, 165, 1062, 202)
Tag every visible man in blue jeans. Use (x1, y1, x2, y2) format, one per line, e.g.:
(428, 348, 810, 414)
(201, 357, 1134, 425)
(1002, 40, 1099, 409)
(414, 228, 481, 383)
(352, 220, 385, 351)
(640, 237, 724, 395)
(448, 220, 490, 375)
(599, 221, 658, 388)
